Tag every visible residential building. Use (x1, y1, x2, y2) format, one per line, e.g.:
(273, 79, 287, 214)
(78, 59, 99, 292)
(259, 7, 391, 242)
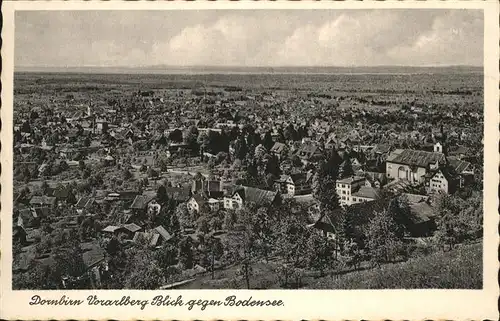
(276, 172, 314, 197)
(351, 186, 381, 205)
(335, 176, 366, 206)
(223, 186, 279, 210)
(187, 194, 207, 213)
(424, 167, 458, 194)
(191, 179, 224, 198)
(294, 141, 323, 163)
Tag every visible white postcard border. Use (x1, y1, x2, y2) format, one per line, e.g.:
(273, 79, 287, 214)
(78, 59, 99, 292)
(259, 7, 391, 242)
(1, 1, 498, 320)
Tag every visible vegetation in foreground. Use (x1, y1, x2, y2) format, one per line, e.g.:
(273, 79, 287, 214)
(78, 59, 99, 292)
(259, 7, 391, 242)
(310, 242, 482, 289)
(182, 242, 482, 289)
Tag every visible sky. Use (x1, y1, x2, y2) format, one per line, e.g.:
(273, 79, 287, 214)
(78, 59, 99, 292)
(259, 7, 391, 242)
(15, 9, 483, 67)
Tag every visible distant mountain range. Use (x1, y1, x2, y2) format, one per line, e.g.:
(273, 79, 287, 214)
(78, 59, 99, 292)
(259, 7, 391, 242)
(16, 65, 483, 75)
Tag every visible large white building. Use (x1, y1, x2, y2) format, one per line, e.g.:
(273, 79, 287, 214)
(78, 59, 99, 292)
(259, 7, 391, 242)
(336, 176, 380, 206)
(385, 143, 474, 191)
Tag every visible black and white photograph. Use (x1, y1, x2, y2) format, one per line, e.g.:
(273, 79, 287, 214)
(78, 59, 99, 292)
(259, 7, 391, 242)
(7, 7, 490, 293)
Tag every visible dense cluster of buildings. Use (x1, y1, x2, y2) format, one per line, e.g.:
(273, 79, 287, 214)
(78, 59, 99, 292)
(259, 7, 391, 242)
(12, 82, 481, 288)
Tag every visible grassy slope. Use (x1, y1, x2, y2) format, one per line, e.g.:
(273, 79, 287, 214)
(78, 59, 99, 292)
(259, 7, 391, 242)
(309, 242, 482, 289)
(182, 242, 482, 289)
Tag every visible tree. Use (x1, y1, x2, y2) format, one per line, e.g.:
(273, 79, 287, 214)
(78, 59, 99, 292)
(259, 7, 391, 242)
(340, 157, 354, 178)
(157, 185, 168, 204)
(337, 210, 355, 242)
(215, 151, 229, 165)
(242, 160, 260, 186)
(169, 211, 181, 233)
(234, 135, 248, 160)
(178, 236, 194, 269)
(196, 215, 210, 234)
(122, 168, 132, 181)
(312, 160, 339, 215)
(248, 131, 262, 148)
(203, 130, 222, 154)
(58, 160, 69, 172)
(306, 233, 335, 276)
(30, 110, 39, 120)
(223, 210, 237, 230)
(22, 166, 32, 183)
(184, 125, 199, 150)
(238, 258, 254, 289)
(84, 136, 91, 147)
(387, 196, 411, 238)
(342, 239, 363, 271)
(154, 244, 178, 278)
(366, 210, 405, 265)
(78, 160, 86, 171)
(21, 121, 31, 133)
(291, 155, 302, 167)
(205, 236, 224, 279)
(81, 167, 91, 179)
(254, 144, 267, 162)
(433, 193, 480, 249)
(284, 124, 297, 141)
(434, 209, 459, 251)
(263, 131, 274, 150)
(13, 262, 59, 290)
(53, 245, 86, 279)
(198, 131, 209, 150)
(274, 215, 311, 287)
(265, 154, 281, 176)
(147, 167, 159, 179)
(168, 129, 183, 143)
(157, 156, 169, 172)
(40, 180, 50, 195)
(125, 253, 165, 289)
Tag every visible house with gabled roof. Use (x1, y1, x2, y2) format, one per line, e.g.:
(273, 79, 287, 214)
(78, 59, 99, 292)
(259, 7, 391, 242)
(294, 141, 323, 164)
(120, 223, 142, 239)
(16, 208, 40, 228)
(75, 197, 95, 213)
(223, 185, 279, 210)
(187, 194, 207, 213)
(270, 142, 287, 159)
(424, 166, 459, 194)
(29, 196, 57, 208)
(130, 194, 156, 212)
(281, 171, 313, 197)
(351, 186, 381, 205)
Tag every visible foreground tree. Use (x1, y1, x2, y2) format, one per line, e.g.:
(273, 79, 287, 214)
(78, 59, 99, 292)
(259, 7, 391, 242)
(275, 215, 311, 288)
(312, 158, 340, 215)
(125, 245, 165, 289)
(306, 233, 335, 276)
(154, 244, 178, 279)
(434, 193, 482, 249)
(366, 210, 405, 265)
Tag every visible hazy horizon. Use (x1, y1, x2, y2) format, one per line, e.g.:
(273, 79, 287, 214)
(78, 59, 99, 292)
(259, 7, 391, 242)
(15, 65, 483, 75)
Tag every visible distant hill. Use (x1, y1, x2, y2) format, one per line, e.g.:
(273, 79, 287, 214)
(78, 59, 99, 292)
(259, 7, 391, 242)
(16, 65, 483, 75)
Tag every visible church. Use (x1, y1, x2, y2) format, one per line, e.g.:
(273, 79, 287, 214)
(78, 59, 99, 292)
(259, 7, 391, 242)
(385, 142, 474, 193)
